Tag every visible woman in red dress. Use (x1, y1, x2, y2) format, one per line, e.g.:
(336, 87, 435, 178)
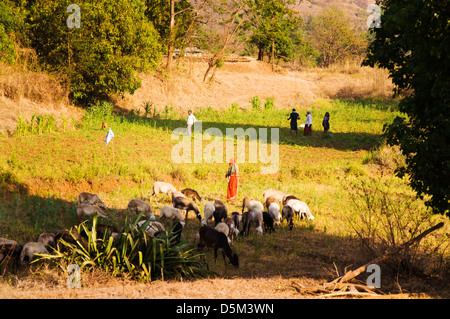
(226, 158, 239, 204)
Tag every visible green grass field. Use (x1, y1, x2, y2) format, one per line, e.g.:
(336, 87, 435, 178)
(1, 98, 448, 294)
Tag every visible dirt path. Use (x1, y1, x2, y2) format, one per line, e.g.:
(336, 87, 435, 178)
(0, 276, 317, 299)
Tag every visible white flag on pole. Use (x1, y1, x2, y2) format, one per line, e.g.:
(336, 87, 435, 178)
(104, 127, 115, 145)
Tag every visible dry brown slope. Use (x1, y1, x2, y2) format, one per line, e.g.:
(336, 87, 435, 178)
(113, 58, 392, 114)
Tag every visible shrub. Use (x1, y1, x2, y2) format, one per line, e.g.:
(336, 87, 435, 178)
(36, 214, 211, 282)
(264, 97, 274, 110)
(251, 96, 261, 111)
(346, 177, 449, 277)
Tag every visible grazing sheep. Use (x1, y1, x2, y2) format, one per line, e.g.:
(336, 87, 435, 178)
(265, 196, 281, 209)
(231, 212, 241, 232)
(213, 200, 228, 225)
(159, 206, 185, 222)
(76, 204, 109, 222)
(197, 225, 239, 268)
(127, 199, 155, 219)
(19, 242, 49, 265)
(285, 199, 315, 220)
(267, 202, 281, 227)
(38, 233, 56, 249)
(171, 191, 186, 204)
(242, 209, 263, 236)
(0, 238, 22, 267)
(78, 192, 106, 208)
(241, 196, 254, 213)
(282, 206, 295, 231)
(215, 222, 230, 238)
(262, 211, 275, 234)
(282, 194, 300, 206)
(201, 202, 216, 226)
(181, 188, 202, 202)
(246, 199, 264, 213)
(263, 189, 285, 203)
(137, 220, 166, 237)
(152, 181, 177, 199)
(173, 197, 202, 221)
(223, 217, 237, 242)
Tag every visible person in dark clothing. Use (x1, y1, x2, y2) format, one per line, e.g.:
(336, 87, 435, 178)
(287, 109, 300, 137)
(322, 112, 330, 134)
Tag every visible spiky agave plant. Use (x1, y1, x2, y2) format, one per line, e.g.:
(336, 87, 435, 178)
(35, 214, 212, 282)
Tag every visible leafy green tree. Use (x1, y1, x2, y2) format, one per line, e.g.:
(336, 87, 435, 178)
(27, 0, 161, 104)
(247, 0, 300, 67)
(0, 2, 28, 64)
(307, 6, 366, 67)
(364, 0, 450, 216)
(145, 0, 196, 70)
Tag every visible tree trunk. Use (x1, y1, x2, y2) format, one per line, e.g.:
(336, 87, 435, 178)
(166, 0, 175, 71)
(271, 39, 275, 71)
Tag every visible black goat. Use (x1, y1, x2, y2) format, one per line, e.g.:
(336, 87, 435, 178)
(213, 200, 228, 225)
(262, 211, 275, 234)
(282, 206, 295, 231)
(198, 225, 239, 268)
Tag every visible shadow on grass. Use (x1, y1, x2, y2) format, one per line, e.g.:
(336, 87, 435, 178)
(113, 114, 383, 152)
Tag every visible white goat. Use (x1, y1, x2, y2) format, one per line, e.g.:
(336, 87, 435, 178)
(76, 204, 109, 221)
(201, 202, 215, 226)
(38, 233, 56, 249)
(242, 208, 263, 236)
(247, 199, 264, 213)
(152, 181, 176, 199)
(159, 206, 185, 222)
(215, 222, 230, 238)
(20, 242, 49, 265)
(285, 199, 315, 220)
(263, 189, 285, 203)
(128, 199, 155, 219)
(137, 220, 166, 237)
(78, 192, 106, 208)
(267, 202, 281, 226)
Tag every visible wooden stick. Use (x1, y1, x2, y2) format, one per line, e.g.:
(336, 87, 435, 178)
(337, 222, 444, 284)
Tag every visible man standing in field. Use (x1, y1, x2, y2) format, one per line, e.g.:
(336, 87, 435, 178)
(225, 158, 239, 204)
(287, 108, 299, 137)
(187, 110, 196, 136)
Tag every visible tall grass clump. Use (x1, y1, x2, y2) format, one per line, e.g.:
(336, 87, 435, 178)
(83, 101, 114, 128)
(264, 97, 274, 110)
(36, 215, 211, 282)
(251, 96, 261, 111)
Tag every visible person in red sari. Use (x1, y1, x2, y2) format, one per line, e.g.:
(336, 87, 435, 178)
(226, 158, 239, 204)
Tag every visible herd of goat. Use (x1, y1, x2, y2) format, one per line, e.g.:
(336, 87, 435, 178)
(0, 181, 315, 271)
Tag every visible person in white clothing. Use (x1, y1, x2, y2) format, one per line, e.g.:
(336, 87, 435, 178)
(304, 110, 312, 136)
(187, 110, 196, 136)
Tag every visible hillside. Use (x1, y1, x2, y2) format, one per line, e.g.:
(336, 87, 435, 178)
(113, 58, 393, 114)
(295, 0, 376, 30)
